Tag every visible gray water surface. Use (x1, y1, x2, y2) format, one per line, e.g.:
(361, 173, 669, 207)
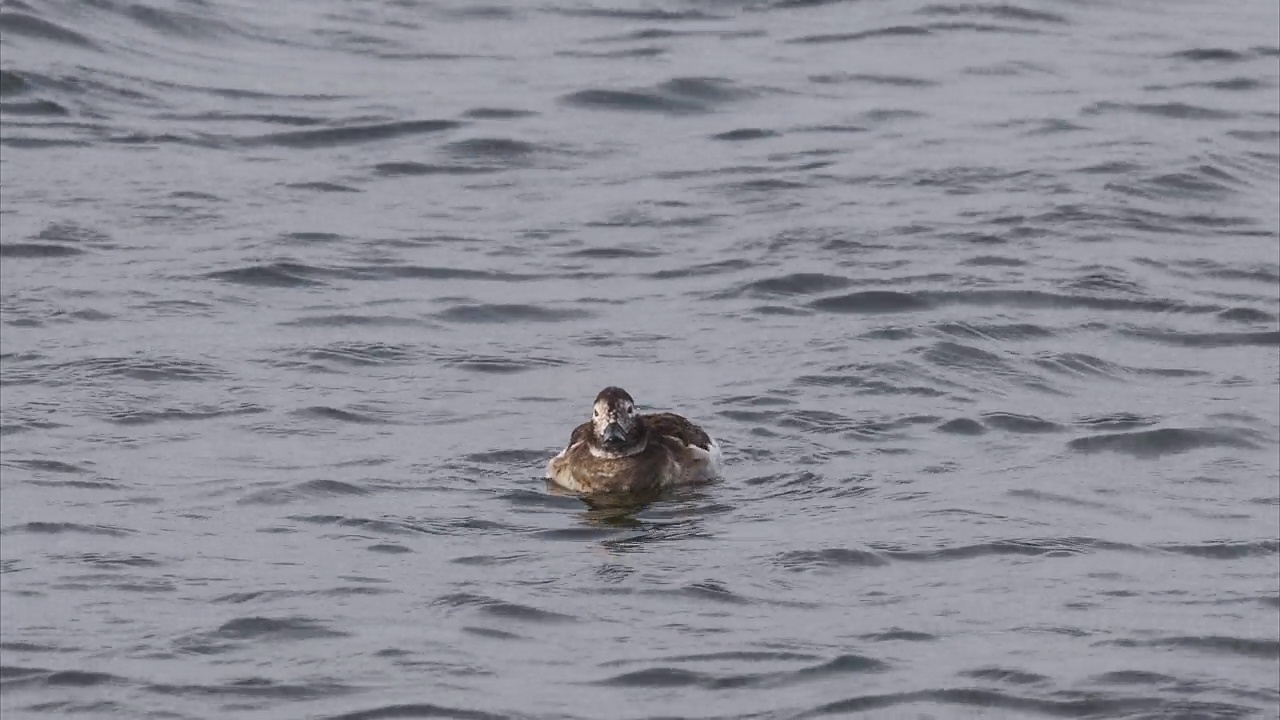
(1, 0, 1278, 718)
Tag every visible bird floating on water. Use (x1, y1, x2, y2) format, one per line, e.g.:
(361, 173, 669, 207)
(546, 386, 723, 495)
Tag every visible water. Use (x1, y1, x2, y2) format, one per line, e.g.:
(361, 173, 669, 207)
(1, 0, 1278, 717)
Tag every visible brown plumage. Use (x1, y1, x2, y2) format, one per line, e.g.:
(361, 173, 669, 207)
(546, 387, 723, 495)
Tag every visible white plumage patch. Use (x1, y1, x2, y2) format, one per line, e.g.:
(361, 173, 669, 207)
(686, 437, 724, 482)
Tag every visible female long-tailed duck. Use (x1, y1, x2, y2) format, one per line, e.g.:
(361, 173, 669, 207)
(546, 387, 723, 495)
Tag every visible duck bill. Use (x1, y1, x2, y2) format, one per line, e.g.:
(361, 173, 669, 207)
(603, 422, 627, 445)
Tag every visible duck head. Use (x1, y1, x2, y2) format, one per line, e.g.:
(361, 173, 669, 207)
(590, 386, 645, 454)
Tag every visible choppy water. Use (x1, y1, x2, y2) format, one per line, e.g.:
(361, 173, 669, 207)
(2, 0, 1279, 718)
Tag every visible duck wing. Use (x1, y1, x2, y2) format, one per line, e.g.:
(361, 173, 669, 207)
(567, 421, 592, 448)
(643, 412, 712, 450)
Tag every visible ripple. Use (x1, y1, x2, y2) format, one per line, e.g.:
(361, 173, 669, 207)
(463, 449, 549, 464)
(324, 704, 509, 720)
(0, 242, 84, 258)
(0, 12, 96, 47)
(917, 4, 1067, 23)
(443, 136, 545, 160)
(0, 667, 122, 689)
(1195, 262, 1279, 285)
(461, 107, 537, 120)
(1093, 669, 1180, 684)
(1218, 307, 1275, 323)
(596, 652, 888, 689)
(67, 552, 162, 568)
(785, 654, 896, 678)
(0, 69, 29, 96)
(795, 373, 947, 397)
(1041, 352, 1206, 379)
(5, 458, 89, 474)
(981, 412, 1063, 433)
(328, 262, 532, 282)
(798, 688, 1174, 718)
(602, 650, 822, 667)
(208, 616, 347, 641)
(719, 177, 811, 194)
(147, 677, 356, 700)
(1008, 491, 1111, 514)
(294, 342, 419, 367)
(876, 537, 1141, 561)
(711, 128, 778, 141)
(444, 353, 568, 374)
(679, 580, 752, 605)
(788, 25, 932, 44)
(451, 553, 535, 566)
(1085, 101, 1239, 121)
(289, 515, 508, 537)
(238, 480, 373, 505)
(285, 181, 361, 193)
(1104, 635, 1279, 659)
(1170, 48, 1251, 62)
(861, 629, 938, 642)
(772, 538, 1151, 566)
(561, 88, 702, 114)
(1068, 427, 1264, 457)
(809, 290, 932, 313)
(922, 341, 1056, 392)
(207, 262, 331, 287)
(2, 356, 228, 386)
(567, 246, 662, 259)
(958, 666, 1051, 684)
(558, 46, 668, 59)
(29, 478, 124, 490)
(937, 418, 986, 435)
(1029, 352, 1117, 378)
(554, 6, 723, 20)
(282, 314, 426, 328)
(596, 667, 716, 688)
(105, 403, 265, 425)
(1075, 413, 1160, 430)
(2, 522, 133, 537)
(433, 593, 572, 623)
(291, 406, 398, 425)
(1109, 167, 1245, 200)
(776, 409, 858, 434)
(936, 322, 1054, 341)
(529, 526, 620, 541)
(812, 289, 1220, 314)
(373, 161, 501, 176)
(775, 548, 890, 569)
(1120, 328, 1279, 348)
(244, 119, 460, 149)
(0, 642, 70, 653)
(810, 73, 936, 86)
(436, 304, 592, 323)
(739, 273, 852, 297)
(1157, 540, 1278, 559)
(562, 77, 756, 115)
(1, 137, 94, 149)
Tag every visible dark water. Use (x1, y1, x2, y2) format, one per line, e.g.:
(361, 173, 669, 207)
(2, 0, 1278, 717)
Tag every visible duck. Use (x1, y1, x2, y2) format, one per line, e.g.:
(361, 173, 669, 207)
(546, 386, 723, 495)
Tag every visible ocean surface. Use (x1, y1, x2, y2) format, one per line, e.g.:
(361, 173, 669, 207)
(1, 0, 1278, 718)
